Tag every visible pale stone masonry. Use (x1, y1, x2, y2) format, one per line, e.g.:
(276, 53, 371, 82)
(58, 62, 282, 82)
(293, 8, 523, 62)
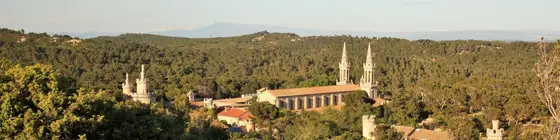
(486, 120, 504, 140)
(187, 90, 195, 102)
(337, 42, 353, 85)
(257, 43, 380, 110)
(360, 43, 379, 98)
(122, 65, 156, 104)
(362, 115, 376, 140)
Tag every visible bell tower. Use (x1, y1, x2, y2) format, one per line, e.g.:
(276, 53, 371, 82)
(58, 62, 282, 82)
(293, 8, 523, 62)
(360, 43, 379, 98)
(337, 42, 353, 85)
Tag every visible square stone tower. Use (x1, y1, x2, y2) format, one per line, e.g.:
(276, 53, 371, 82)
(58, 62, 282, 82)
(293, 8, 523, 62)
(486, 120, 504, 140)
(362, 115, 376, 140)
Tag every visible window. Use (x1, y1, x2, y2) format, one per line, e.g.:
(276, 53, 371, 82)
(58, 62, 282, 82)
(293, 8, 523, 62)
(324, 96, 329, 106)
(333, 95, 338, 105)
(315, 97, 321, 107)
(298, 98, 303, 110)
(289, 99, 294, 110)
(278, 99, 284, 108)
(307, 98, 313, 108)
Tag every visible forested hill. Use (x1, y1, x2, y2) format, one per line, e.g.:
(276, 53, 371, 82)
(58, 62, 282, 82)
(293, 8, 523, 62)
(0, 28, 548, 120)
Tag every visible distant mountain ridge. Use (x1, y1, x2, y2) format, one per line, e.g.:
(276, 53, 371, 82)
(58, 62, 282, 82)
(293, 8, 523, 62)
(54, 22, 560, 41)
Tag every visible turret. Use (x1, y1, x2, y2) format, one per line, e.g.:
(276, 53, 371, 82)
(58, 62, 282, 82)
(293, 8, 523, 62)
(362, 115, 376, 140)
(486, 120, 504, 140)
(337, 42, 353, 85)
(122, 73, 133, 96)
(360, 43, 379, 98)
(131, 64, 156, 104)
(136, 65, 148, 94)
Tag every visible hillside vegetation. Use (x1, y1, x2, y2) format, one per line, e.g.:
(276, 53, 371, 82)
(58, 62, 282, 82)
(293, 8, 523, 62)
(0, 28, 552, 139)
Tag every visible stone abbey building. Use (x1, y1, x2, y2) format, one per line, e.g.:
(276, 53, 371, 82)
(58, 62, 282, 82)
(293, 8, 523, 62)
(257, 42, 379, 110)
(122, 65, 156, 104)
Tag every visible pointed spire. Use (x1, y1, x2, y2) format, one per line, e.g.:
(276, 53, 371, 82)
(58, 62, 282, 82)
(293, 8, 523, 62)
(341, 42, 348, 63)
(366, 43, 373, 65)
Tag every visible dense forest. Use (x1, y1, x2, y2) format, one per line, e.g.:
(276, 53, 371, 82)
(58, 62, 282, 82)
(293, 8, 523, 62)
(0, 28, 555, 139)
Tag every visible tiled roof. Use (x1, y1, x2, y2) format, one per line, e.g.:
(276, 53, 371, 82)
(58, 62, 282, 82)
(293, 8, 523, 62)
(214, 97, 251, 104)
(394, 126, 450, 140)
(266, 85, 361, 97)
(372, 98, 386, 107)
(239, 112, 255, 121)
(211, 120, 229, 129)
(218, 108, 248, 118)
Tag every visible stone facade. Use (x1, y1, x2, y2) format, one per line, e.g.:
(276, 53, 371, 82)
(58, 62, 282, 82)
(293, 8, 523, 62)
(360, 43, 379, 98)
(256, 43, 380, 110)
(486, 120, 504, 140)
(337, 42, 353, 85)
(122, 65, 156, 104)
(204, 98, 215, 108)
(274, 92, 344, 110)
(257, 85, 356, 110)
(188, 90, 195, 102)
(362, 115, 376, 140)
(122, 73, 133, 96)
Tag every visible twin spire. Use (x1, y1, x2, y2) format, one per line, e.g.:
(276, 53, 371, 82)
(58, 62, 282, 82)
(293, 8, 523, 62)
(338, 42, 378, 98)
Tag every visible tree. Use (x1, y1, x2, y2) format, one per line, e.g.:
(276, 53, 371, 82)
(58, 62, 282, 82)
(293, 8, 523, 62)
(446, 116, 480, 140)
(374, 124, 403, 140)
(0, 64, 191, 139)
(248, 102, 279, 138)
(283, 111, 340, 139)
(533, 38, 560, 139)
(388, 89, 424, 126)
(340, 91, 374, 133)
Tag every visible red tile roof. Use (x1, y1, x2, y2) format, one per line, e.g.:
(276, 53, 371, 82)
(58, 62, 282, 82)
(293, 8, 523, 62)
(394, 126, 450, 140)
(218, 108, 249, 118)
(211, 120, 229, 129)
(266, 85, 361, 97)
(239, 112, 255, 121)
(372, 98, 386, 107)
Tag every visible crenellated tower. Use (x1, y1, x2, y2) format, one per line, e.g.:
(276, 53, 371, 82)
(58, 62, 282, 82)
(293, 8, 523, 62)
(136, 65, 149, 94)
(486, 120, 504, 140)
(337, 42, 353, 85)
(122, 73, 133, 96)
(360, 43, 379, 98)
(122, 64, 156, 104)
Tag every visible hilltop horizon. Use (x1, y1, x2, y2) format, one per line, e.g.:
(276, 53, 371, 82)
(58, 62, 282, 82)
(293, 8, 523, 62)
(18, 22, 558, 42)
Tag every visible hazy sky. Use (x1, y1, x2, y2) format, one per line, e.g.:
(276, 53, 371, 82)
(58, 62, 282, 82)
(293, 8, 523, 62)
(1, 0, 559, 33)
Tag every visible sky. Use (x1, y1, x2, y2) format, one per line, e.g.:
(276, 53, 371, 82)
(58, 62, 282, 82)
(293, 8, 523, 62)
(1, 0, 559, 33)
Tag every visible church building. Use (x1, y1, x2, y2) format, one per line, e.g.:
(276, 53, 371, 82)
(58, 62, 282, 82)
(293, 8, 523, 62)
(122, 65, 157, 104)
(257, 43, 379, 110)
